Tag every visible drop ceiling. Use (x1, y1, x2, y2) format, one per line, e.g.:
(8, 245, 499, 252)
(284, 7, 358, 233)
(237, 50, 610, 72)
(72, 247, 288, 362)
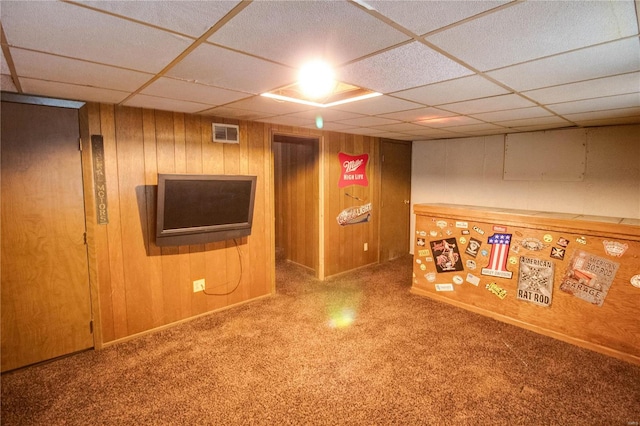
(1, 0, 639, 141)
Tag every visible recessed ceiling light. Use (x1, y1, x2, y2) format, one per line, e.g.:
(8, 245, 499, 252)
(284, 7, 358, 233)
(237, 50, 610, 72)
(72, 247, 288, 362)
(261, 60, 381, 108)
(298, 60, 336, 100)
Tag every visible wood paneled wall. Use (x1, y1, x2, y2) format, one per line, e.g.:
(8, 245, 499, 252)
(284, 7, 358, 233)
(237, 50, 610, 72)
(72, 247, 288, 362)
(81, 104, 274, 344)
(323, 132, 380, 277)
(80, 105, 390, 344)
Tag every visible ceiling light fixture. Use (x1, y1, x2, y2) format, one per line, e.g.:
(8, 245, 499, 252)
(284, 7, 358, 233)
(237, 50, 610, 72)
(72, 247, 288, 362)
(298, 60, 336, 100)
(261, 59, 381, 108)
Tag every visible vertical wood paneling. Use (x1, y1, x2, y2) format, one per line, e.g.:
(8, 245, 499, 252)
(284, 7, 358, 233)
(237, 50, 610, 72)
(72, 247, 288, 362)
(323, 132, 380, 277)
(141, 109, 164, 328)
(115, 107, 154, 335)
(100, 104, 128, 339)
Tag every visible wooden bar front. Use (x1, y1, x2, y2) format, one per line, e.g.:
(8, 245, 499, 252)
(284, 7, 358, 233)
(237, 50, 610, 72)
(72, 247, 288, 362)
(412, 204, 640, 365)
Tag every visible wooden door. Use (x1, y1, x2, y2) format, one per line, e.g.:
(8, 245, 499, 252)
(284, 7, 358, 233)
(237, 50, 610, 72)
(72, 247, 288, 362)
(1, 101, 93, 372)
(379, 140, 412, 261)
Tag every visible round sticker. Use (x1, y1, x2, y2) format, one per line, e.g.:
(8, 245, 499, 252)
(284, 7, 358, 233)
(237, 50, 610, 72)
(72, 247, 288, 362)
(543, 234, 553, 243)
(459, 237, 467, 245)
(420, 264, 426, 271)
(416, 259, 422, 264)
(509, 256, 517, 265)
(452, 275, 464, 285)
(631, 275, 640, 288)
(481, 249, 489, 257)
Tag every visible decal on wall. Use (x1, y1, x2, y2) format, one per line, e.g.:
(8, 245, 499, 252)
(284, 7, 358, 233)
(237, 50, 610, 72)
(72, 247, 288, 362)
(481, 234, 513, 279)
(557, 237, 570, 248)
(425, 272, 436, 282)
(550, 246, 566, 260)
(465, 238, 482, 258)
(519, 238, 546, 251)
(435, 283, 454, 292)
(416, 237, 426, 247)
(430, 238, 464, 273)
(517, 257, 554, 307)
(602, 240, 629, 257)
(338, 152, 369, 188)
(91, 135, 109, 225)
(560, 250, 619, 306)
(452, 275, 464, 285)
(336, 203, 372, 226)
(466, 273, 480, 286)
(486, 282, 507, 299)
(630, 275, 640, 289)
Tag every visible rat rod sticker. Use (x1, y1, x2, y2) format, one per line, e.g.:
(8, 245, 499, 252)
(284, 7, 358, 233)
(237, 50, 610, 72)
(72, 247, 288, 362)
(560, 250, 619, 307)
(430, 238, 464, 273)
(517, 257, 554, 307)
(336, 203, 372, 226)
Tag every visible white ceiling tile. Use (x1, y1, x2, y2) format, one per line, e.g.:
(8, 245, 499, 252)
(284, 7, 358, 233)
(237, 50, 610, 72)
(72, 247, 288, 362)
(288, 108, 365, 122)
(371, 122, 431, 133)
(370, 132, 415, 141)
(301, 121, 356, 132)
(509, 123, 574, 133)
(561, 107, 640, 123)
(496, 116, 571, 128)
(166, 43, 296, 95)
(426, 1, 638, 71)
(442, 123, 506, 133)
(222, 96, 315, 116)
(10, 48, 153, 92)
(441, 94, 536, 115)
(546, 93, 640, 115)
(122, 94, 213, 113)
(523, 73, 640, 105)
(79, 1, 241, 38)
(393, 75, 509, 105)
(19, 78, 128, 104)
(331, 95, 423, 115)
(368, 1, 509, 36)
(342, 127, 385, 135)
(338, 41, 473, 93)
(487, 38, 640, 91)
(200, 106, 275, 121)
(405, 128, 465, 139)
(1, 1, 192, 73)
(471, 107, 554, 122)
(571, 115, 640, 128)
(417, 115, 482, 128)
(141, 77, 250, 106)
(337, 116, 400, 127)
(256, 116, 315, 128)
(378, 106, 456, 122)
(208, 1, 409, 67)
(1, 74, 17, 92)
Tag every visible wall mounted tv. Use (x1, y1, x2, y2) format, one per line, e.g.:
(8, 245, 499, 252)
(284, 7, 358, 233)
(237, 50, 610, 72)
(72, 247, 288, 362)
(156, 174, 257, 247)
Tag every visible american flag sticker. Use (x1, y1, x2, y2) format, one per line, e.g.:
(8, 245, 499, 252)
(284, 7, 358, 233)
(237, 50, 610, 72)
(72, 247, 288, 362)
(481, 233, 513, 279)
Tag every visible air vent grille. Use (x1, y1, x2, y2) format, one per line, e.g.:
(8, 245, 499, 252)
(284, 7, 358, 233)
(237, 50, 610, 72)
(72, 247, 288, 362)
(212, 123, 239, 144)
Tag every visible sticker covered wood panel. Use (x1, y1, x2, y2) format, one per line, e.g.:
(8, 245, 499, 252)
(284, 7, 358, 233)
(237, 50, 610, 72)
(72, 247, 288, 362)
(412, 204, 640, 365)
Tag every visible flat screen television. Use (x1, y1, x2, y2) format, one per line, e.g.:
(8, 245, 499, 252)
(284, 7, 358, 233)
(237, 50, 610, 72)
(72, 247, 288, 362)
(156, 173, 257, 247)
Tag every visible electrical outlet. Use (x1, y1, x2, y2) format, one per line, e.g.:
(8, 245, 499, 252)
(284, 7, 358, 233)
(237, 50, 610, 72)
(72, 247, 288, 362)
(193, 278, 205, 293)
(364, 242, 368, 251)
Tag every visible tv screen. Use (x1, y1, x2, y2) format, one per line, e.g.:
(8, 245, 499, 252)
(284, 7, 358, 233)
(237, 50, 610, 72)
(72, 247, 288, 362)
(156, 174, 257, 246)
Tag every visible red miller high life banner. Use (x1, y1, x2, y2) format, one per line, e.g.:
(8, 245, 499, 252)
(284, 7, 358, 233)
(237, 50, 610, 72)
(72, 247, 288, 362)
(338, 152, 369, 188)
(481, 233, 513, 279)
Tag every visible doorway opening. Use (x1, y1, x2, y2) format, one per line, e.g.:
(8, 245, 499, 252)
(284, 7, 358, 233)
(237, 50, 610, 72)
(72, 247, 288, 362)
(273, 134, 320, 277)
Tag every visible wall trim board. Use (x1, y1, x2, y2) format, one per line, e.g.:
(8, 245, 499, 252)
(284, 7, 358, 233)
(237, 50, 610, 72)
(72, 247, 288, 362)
(99, 293, 273, 349)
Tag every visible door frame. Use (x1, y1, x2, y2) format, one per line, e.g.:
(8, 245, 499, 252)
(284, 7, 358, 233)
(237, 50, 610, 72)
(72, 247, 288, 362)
(1, 93, 103, 370)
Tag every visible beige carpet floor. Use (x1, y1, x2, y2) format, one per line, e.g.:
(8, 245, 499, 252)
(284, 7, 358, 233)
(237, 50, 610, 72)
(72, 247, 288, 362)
(2, 255, 639, 425)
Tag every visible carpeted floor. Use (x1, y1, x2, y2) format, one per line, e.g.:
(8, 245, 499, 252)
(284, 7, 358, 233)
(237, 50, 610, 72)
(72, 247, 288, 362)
(2, 255, 639, 425)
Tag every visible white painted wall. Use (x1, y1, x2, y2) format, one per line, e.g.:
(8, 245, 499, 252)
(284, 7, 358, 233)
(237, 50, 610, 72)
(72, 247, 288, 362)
(410, 124, 640, 253)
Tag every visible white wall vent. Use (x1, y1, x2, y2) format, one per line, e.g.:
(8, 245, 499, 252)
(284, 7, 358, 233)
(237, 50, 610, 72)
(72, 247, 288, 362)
(212, 123, 239, 144)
